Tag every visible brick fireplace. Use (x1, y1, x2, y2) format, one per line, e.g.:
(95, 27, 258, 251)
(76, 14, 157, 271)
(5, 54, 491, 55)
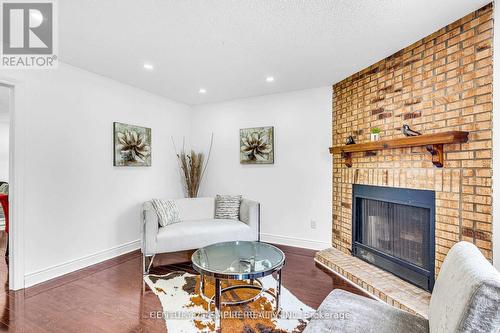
(318, 3, 493, 316)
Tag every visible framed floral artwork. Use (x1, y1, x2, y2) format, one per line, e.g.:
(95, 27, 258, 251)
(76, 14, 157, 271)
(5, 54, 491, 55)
(240, 126, 274, 164)
(113, 122, 151, 166)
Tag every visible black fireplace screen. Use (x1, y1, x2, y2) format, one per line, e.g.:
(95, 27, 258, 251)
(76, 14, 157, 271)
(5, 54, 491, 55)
(353, 185, 435, 291)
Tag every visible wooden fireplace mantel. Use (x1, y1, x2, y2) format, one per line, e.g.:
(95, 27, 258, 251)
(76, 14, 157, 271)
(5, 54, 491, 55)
(329, 131, 469, 168)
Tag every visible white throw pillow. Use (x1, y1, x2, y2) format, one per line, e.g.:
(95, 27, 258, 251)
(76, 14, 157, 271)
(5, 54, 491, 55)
(215, 195, 242, 220)
(151, 199, 181, 227)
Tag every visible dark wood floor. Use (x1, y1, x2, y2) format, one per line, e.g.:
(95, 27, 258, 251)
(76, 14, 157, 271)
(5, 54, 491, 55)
(0, 234, 366, 332)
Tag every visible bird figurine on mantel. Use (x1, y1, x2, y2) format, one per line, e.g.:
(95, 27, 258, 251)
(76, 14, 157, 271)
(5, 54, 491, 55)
(402, 124, 421, 137)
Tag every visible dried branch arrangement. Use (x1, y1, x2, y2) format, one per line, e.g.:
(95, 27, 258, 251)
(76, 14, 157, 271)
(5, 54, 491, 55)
(172, 134, 213, 198)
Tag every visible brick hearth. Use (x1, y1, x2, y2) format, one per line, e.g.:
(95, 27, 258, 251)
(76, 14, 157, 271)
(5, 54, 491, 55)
(316, 247, 430, 318)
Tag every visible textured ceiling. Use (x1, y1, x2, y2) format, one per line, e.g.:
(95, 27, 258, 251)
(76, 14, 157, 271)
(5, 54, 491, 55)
(59, 0, 490, 105)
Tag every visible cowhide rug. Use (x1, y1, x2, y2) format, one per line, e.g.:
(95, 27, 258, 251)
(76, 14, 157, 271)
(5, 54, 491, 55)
(144, 272, 314, 333)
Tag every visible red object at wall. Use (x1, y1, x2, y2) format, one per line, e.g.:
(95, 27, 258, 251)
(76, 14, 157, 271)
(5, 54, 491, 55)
(0, 194, 8, 234)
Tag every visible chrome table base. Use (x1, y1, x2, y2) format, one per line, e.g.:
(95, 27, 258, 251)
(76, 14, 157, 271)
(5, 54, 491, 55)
(199, 270, 282, 331)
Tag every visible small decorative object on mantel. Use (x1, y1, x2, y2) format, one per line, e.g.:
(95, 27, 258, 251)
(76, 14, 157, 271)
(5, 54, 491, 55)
(113, 122, 151, 166)
(401, 124, 421, 137)
(370, 128, 381, 141)
(240, 126, 274, 164)
(342, 136, 356, 167)
(172, 134, 214, 198)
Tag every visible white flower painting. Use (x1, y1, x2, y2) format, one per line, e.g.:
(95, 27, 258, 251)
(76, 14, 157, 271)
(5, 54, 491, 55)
(113, 122, 151, 166)
(240, 126, 274, 164)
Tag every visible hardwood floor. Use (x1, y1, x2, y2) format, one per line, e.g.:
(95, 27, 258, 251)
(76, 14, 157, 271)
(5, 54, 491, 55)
(0, 234, 368, 332)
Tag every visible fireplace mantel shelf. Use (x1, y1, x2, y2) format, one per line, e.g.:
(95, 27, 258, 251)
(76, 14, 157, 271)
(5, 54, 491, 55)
(329, 131, 469, 168)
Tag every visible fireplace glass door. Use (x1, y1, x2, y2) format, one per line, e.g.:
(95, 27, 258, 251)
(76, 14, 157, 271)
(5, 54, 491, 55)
(359, 198, 430, 269)
(353, 185, 435, 291)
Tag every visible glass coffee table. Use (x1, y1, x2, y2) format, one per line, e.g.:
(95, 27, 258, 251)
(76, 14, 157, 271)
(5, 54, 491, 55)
(191, 241, 285, 330)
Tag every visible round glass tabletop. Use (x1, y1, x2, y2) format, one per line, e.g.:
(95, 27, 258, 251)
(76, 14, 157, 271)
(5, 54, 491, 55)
(191, 241, 285, 279)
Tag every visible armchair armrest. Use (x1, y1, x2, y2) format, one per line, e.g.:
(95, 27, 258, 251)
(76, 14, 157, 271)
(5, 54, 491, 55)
(240, 199, 260, 241)
(142, 201, 159, 256)
(303, 289, 428, 333)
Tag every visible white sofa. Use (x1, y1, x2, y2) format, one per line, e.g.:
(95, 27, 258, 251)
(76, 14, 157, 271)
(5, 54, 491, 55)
(141, 197, 260, 274)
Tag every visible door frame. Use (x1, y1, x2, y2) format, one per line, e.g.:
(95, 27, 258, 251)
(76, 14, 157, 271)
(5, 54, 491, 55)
(0, 80, 24, 290)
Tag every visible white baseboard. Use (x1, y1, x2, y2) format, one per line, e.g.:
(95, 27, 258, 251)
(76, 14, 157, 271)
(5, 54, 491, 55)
(260, 233, 331, 251)
(24, 239, 141, 288)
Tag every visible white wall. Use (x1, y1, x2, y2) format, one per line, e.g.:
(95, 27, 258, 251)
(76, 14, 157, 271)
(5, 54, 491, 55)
(0, 120, 8, 182)
(0, 63, 332, 288)
(1, 63, 191, 287)
(191, 87, 332, 250)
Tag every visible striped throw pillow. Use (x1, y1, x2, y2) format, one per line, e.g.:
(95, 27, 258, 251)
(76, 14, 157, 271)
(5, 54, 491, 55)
(151, 199, 181, 227)
(0, 184, 8, 194)
(215, 195, 242, 220)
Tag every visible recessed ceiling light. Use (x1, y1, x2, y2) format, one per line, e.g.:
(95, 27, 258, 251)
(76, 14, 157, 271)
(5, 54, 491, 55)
(199, 88, 207, 94)
(266, 76, 275, 82)
(143, 63, 154, 71)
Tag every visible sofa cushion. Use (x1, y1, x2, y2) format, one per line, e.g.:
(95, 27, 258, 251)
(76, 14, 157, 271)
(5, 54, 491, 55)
(303, 289, 428, 333)
(150, 199, 180, 227)
(174, 197, 215, 221)
(428, 241, 500, 333)
(155, 219, 257, 253)
(215, 194, 241, 220)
